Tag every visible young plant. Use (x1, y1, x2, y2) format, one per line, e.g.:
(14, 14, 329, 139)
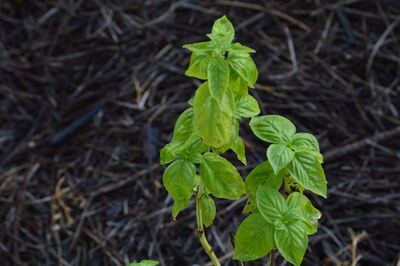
(160, 16, 327, 266)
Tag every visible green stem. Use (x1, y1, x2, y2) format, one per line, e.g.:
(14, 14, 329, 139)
(196, 184, 221, 266)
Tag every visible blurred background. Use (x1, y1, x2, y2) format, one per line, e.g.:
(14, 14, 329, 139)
(0, 0, 399, 265)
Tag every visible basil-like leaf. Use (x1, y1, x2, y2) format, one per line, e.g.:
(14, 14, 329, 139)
(199, 193, 216, 227)
(227, 43, 256, 53)
(183, 41, 215, 52)
(231, 136, 246, 165)
(163, 160, 196, 219)
(267, 144, 295, 174)
(229, 70, 248, 96)
(235, 94, 260, 118)
(250, 115, 296, 144)
(207, 15, 234, 45)
(185, 51, 212, 80)
(172, 108, 196, 143)
(274, 222, 308, 266)
(227, 52, 258, 87)
(245, 161, 283, 196)
(291, 133, 320, 152)
(160, 142, 180, 165)
(256, 186, 287, 224)
(287, 151, 327, 198)
(200, 152, 245, 199)
(233, 213, 274, 261)
(207, 58, 230, 97)
(194, 82, 235, 148)
(287, 192, 321, 235)
(127, 260, 159, 266)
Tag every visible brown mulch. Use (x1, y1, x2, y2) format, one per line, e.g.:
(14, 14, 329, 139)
(0, 1, 399, 265)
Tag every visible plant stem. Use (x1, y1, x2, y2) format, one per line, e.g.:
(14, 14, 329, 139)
(268, 248, 276, 266)
(196, 184, 221, 266)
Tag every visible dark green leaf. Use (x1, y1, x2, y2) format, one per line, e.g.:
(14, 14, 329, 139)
(163, 160, 196, 219)
(287, 151, 327, 198)
(199, 193, 216, 227)
(200, 152, 245, 199)
(256, 186, 287, 224)
(235, 94, 260, 118)
(185, 52, 212, 80)
(233, 213, 274, 261)
(275, 223, 308, 266)
(250, 115, 296, 144)
(227, 52, 258, 87)
(194, 82, 235, 148)
(267, 144, 295, 174)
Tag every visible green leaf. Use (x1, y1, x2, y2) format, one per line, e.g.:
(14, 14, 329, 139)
(199, 193, 216, 227)
(208, 15, 234, 45)
(275, 222, 308, 266)
(212, 119, 239, 154)
(233, 213, 274, 261)
(160, 142, 180, 165)
(287, 151, 327, 198)
(291, 133, 320, 152)
(207, 58, 230, 96)
(127, 260, 159, 266)
(227, 52, 258, 87)
(172, 108, 196, 143)
(231, 136, 246, 165)
(229, 70, 248, 96)
(183, 41, 215, 52)
(287, 192, 321, 235)
(163, 160, 196, 219)
(185, 52, 212, 80)
(243, 161, 283, 213)
(250, 115, 296, 144)
(256, 186, 287, 224)
(194, 82, 235, 148)
(227, 43, 256, 53)
(200, 152, 245, 199)
(245, 161, 284, 197)
(235, 94, 260, 118)
(267, 144, 295, 174)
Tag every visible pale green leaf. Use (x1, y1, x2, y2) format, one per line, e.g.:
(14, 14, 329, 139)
(275, 223, 308, 266)
(200, 152, 245, 199)
(207, 58, 230, 96)
(233, 213, 274, 261)
(227, 43, 256, 53)
(194, 82, 235, 148)
(235, 94, 260, 118)
(291, 133, 320, 152)
(287, 192, 321, 235)
(163, 160, 196, 218)
(287, 151, 327, 198)
(250, 115, 296, 144)
(208, 15, 234, 45)
(256, 186, 287, 224)
(185, 52, 212, 80)
(183, 41, 214, 52)
(227, 52, 258, 87)
(127, 260, 159, 266)
(267, 144, 295, 174)
(199, 193, 216, 227)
